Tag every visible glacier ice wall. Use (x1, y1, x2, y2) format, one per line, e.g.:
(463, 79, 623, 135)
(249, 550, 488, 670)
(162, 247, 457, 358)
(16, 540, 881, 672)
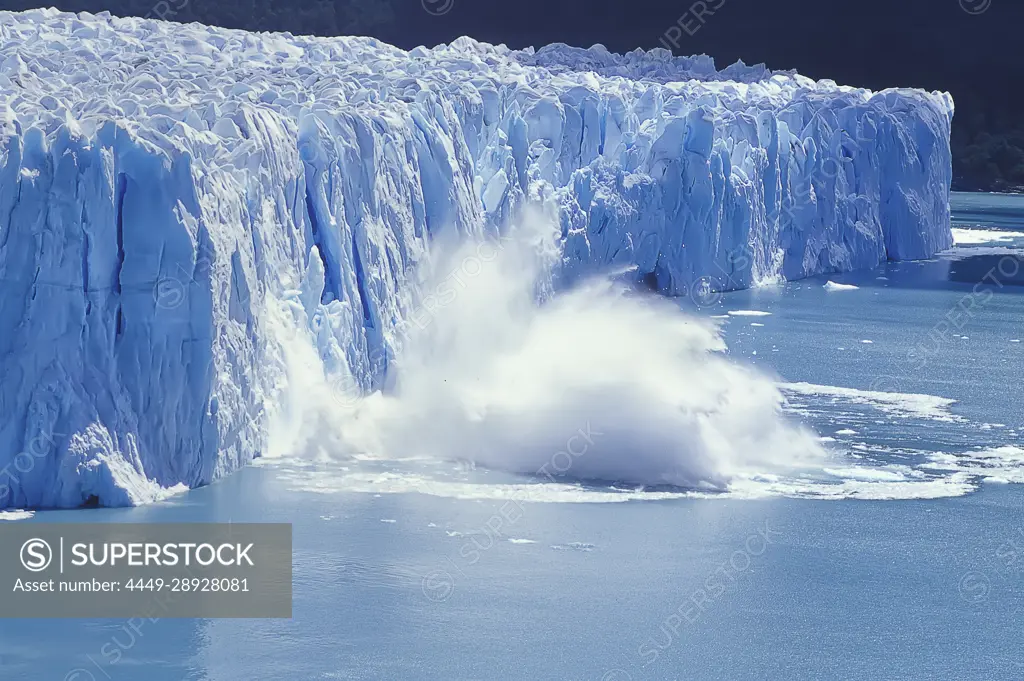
(0, 9, 953, 508)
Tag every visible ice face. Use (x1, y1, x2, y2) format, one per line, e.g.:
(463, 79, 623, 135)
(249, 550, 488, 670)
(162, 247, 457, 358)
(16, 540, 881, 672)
(0, 9, 953, 508)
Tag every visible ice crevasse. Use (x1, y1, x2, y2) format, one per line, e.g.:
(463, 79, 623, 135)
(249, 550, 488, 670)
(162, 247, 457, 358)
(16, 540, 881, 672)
(0, 9, 953, 508)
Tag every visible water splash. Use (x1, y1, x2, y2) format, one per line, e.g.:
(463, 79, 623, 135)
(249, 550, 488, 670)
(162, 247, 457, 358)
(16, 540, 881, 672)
(266, 212, 827, 492)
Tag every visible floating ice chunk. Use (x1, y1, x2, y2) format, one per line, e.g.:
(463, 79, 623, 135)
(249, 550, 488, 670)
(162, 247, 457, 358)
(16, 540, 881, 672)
(824, 467, 907, 482)
(728, 310, 773, 317)
(551, 542, 595, 552)
(951, 228, 1024, 245)
(781, 382, 960, 421)
(921, 447, 1024, 485)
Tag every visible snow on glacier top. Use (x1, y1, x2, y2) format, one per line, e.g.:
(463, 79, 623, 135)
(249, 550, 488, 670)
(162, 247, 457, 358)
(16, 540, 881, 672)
(0, 7, 938, 162)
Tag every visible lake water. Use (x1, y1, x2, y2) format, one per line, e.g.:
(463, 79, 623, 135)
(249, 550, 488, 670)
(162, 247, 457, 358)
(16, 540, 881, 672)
(2, 192, 1023, 681)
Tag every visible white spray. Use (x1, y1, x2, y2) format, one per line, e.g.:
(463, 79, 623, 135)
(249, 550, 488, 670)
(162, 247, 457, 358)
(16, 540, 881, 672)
(267, 211, 827, 491)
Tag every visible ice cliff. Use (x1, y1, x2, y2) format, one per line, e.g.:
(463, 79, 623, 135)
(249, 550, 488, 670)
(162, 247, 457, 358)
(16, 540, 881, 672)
(0, 9, 953, 508)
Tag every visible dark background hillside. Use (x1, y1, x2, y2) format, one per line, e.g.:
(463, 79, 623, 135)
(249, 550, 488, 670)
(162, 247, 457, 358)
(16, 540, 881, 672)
(2, 0, 1022, 191)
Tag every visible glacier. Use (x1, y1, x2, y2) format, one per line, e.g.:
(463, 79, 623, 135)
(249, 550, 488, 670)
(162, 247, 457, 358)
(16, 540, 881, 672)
(0, 9, 953, 508)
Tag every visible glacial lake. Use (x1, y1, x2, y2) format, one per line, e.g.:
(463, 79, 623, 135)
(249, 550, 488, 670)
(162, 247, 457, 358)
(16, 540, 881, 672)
(2, 192, 1023, 681)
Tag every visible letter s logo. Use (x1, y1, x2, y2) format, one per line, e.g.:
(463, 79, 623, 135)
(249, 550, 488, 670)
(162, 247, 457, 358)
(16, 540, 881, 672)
(20, 538, 52, 572)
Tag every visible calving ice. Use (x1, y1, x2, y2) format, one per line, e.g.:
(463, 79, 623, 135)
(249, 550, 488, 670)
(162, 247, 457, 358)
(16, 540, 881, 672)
(0, 9, 953, 509)
(0, 3, 1017, 680)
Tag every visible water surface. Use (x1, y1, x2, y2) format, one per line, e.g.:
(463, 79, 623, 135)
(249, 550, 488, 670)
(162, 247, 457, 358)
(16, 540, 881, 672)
(3, 193, 1023, 681)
